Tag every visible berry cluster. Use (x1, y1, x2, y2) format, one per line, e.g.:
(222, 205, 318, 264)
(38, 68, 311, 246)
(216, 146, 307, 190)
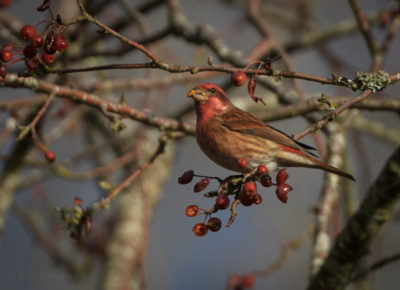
(230, 58, 280, 104)
(178, 159, 293, 237)
(0, 0, 68, 79)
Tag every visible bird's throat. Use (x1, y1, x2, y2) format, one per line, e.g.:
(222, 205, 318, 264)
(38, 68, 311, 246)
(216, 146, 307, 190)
(195, 98, 229, 123)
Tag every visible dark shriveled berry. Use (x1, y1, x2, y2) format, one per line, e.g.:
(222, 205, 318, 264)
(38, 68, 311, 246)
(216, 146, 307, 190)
(44, 32, 56, 54)
(247, 75, 265, 103)
(207, 217, 222, 232)
(194, 178, 210, 192)
(23, 44, 37, 58)
(24, 57, 39, 70)
(178, 170, 194, 184)
(248, 76, 256, 97)
(260, 176, 273, 187)
(37, 0, 51, 11)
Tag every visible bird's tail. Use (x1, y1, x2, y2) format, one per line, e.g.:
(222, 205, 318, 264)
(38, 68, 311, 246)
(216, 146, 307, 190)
(311, 157, 355, 181)
(276, 150, 355, 181)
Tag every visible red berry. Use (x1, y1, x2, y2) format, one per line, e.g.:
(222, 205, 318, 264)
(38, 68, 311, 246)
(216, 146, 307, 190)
(215, 194, 230, 210)
(44, 150, 55, 163)
(185, 205, 199, 217)
(20, 25, 36, 40)
(0, 49, 12, 62)
(207, 217, 222, 232)
(194, 178, 210, 192)
(41, 53, 56, 64)
(24, 57, 39, 70)
(257, 164, 268, 176)
(192, 223, 208, 237)
(178, 170, 194, 184)
(31, 34, 44, 47)
(23, 44, 37, 58)
(276, 168, 289, 185)
(253, 194, 262, 205)
(239, 190, 253, 206)
(243, 181, 257, 196)
(276, 183, 292, 203)
(238, 157, 248, 168)
(231, 70, 247, 86)
(74, 197, 82, 206)
(241, 274, 256, 288)
(53, 34, 68, 52)
(260, 176, 273, 187)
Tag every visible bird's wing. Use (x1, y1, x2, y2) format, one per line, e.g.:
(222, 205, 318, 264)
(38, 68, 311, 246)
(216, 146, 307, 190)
(218, 106, 318, 155)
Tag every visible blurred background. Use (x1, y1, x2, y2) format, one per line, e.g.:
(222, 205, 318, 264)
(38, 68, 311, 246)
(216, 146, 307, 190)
(0, 0, 399, 289)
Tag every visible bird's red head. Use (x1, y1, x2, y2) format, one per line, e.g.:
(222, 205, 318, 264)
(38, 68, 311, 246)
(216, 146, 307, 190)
(187, 83, 232, 122)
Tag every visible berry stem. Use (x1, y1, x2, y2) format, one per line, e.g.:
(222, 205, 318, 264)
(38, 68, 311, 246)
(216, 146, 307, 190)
(243, 60, 263, 72)
(16, 92, 55, 142)
(226, 199, 240, 227)
(31, 129, 46, 152)
(193, 173, 223, 183)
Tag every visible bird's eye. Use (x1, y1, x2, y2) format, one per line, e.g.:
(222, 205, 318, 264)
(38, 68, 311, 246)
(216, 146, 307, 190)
(209, 88, 216, 93)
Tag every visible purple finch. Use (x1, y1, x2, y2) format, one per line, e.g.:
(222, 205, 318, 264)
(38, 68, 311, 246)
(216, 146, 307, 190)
(187, 83, 355, 181)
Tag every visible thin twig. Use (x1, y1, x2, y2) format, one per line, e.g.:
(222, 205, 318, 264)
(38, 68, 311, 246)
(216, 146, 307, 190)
(253, 224, 314, 276)
(348, 0, 380, 59)
(92, 137, 166, 212)
(351, 252, 400, 281)
(76, 0, 159, 62)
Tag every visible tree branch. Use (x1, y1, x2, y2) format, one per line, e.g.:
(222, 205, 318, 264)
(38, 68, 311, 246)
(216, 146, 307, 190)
(307, 145, 400, 290)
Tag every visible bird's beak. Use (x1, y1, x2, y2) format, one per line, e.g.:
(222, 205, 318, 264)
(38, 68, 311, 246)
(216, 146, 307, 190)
(187, 89, 208, 103)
